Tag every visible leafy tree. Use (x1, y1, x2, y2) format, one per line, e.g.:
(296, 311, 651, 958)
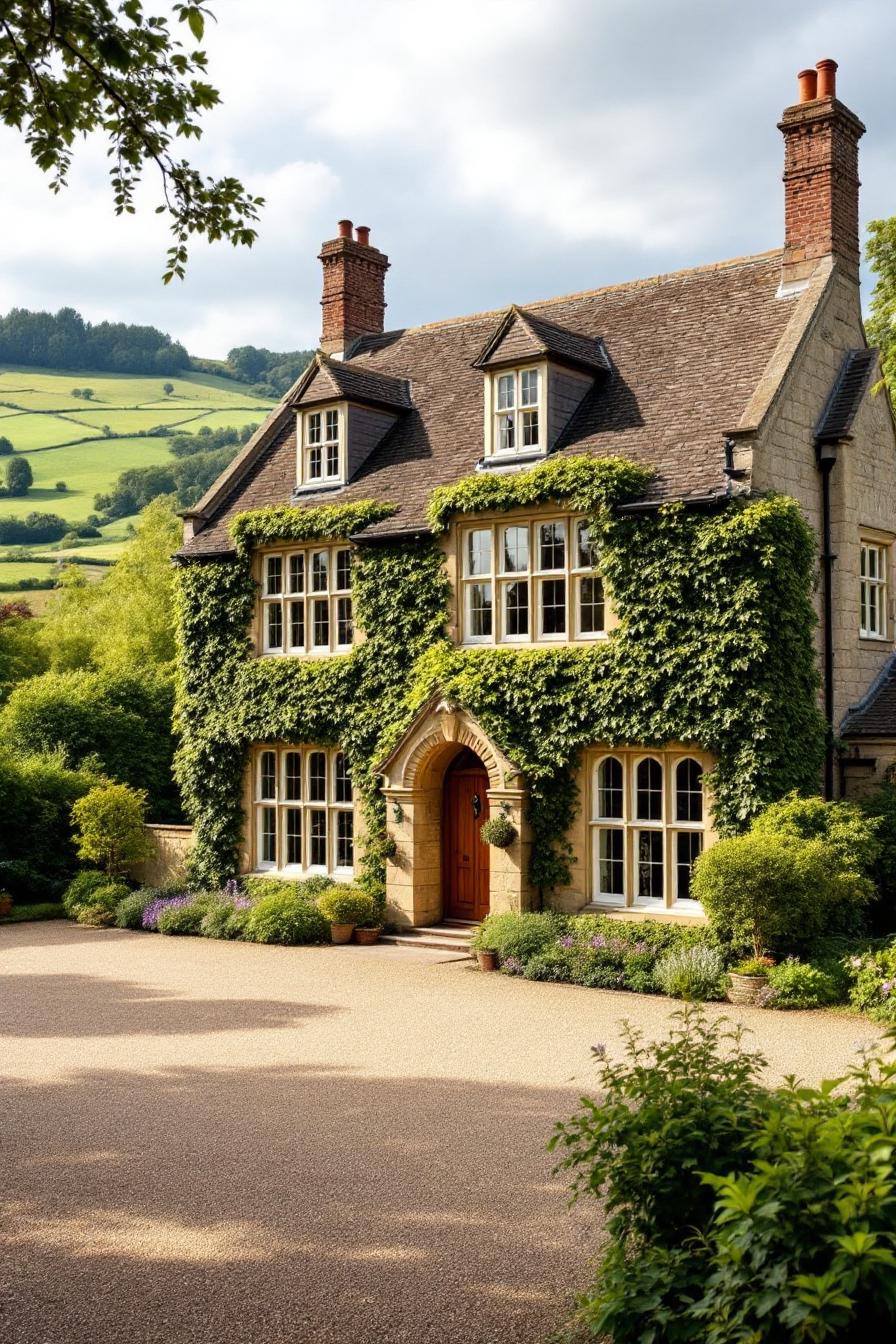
(5, 456, 33, 496)
(71, 387, 82, 397)
(40, 496, 183, 673)
(0, 2, 264, 281)
(867, 216, 896, 398)
(71, 782, 150, 876)
(55, 480, 66, 491)
(0, 600, 46, 703)
(0, 436, 13, 455)
(162, 381, 174, 395)
(0, 511, 66, 544)
(81, 386, 94, 400)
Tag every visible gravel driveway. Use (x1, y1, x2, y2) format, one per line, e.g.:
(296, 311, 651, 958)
(0, 923, 881, 1344)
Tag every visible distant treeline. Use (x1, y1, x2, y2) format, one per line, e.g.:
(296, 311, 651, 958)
(0, 307, 314, 392)
(0, 307, 189, 375)
(94, 423, 258, 519)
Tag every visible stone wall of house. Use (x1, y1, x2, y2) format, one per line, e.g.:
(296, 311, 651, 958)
(751, 266, 896, 729)
(132, 824, 194, 888)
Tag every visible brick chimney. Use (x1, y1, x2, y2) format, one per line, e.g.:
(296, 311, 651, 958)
(318, 220, 389, 356)
(779, 59, 865, 288)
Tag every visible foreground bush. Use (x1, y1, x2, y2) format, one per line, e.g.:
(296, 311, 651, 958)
(156, 894, 216, 935)
(244, 886, 329, 946)
(551, 1007, 896, 1342)
(0, 901, 64, 922)
(472, 910, 567, 961)
(71, 782, 151, 877)
(115, 889, 156, 930)
(200, 891, 253, 940)
(316, 886, 377, 927)
(692, 830, 871, 958)
(62, 869, 109, 916)
(847, 940, 896, 1022)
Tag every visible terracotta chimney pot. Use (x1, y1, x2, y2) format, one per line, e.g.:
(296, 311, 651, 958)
(355, 226, 370, 246)
(816, 58, 837, 98)
(337, 219, 353, 239)
(797, 68, 818, 102)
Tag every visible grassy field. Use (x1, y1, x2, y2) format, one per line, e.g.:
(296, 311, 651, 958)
(0, 366, 274, 588)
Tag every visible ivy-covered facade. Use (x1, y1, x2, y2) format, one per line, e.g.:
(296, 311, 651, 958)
(174, 67, 896, 926)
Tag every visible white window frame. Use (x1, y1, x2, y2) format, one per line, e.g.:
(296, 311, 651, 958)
(486, 364, 546, 459)
(588, 750, 710, 911)
(297, 405, 344, 487)
(260, 544, 354, 657)
(860, 539, 889, 641)
(251, 745, 354, 878)
(459, 515, 607, 646)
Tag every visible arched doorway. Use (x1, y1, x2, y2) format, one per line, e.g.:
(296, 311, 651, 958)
(441, 748, 491, 921)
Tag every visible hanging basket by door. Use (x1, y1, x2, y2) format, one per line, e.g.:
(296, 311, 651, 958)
(480, 814, 517, 849)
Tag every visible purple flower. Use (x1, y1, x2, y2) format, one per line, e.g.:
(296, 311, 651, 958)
(591, 1043, 607, 1059)
(590, 935, 607, 949)
(557, 935, 574, 949)
(882, 980, 893, 999)
(502, 956, 524, 976)
(233, 897, 251, 911)
(142, 895, 190, 931)
(222, 878, 240, 901)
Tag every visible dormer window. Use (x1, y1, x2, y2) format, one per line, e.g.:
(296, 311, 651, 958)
(490, 366, 544, 459)
(301, 407, 342, 485)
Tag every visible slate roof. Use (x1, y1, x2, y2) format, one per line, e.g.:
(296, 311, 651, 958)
(179, 249, 801, 558)
(816, 347, 878, 443)
(841, 655, 896, 738)
(472, 306, 612, 374)
(291, 354, 412, 411)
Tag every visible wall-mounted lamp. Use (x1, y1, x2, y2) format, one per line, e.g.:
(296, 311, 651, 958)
(392, 801, 404, 824)
(499, 801, 512, 818)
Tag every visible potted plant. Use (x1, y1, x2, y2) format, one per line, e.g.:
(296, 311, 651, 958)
(471, 922, 499, 972)
(0, 892, 12, 918)
(727, 955, 776, 1006)
(480, 813, 517, 849)
(317, 886, 377, 944)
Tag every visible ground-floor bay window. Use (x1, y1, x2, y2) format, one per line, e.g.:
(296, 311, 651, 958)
(251, 745, 354, 878)
(588, 748, 711, 910)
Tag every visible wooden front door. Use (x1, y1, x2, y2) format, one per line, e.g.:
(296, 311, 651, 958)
(442, 749, 490, 921)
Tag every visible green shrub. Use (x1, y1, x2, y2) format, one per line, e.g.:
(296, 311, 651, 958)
(316, 886, 377, 927)
(0, 749, 96, 885)
(861, 783, 896, 929)
(751, 791, 880, 874)
(1, 901, 65, 922)
(847, 940, 896, 1022)
(62, 869, 109, 916)
(156, 895, 213, 936)
(551, 1007, 896, 1342)
(242, 874, 334, 903)
(471, 910, 567, 958)
(114, 890, 156, 930)
(200, 897, 252, 940)
(692, 830, 872, 958)
(71, 782, 151, 877)
(244, 890, 329, 946)
(731, 955, 777, 976)
(75, 881, 130, 926)
(760, 957, 841, 1009)
(654, 944, 726, 1001)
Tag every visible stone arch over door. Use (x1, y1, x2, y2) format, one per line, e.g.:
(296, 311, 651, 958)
(376, 694, 532, 928)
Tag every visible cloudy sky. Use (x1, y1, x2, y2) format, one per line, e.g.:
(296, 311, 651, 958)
(1, 0, 894, 358)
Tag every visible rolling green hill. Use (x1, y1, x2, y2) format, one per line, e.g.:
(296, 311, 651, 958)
(0, 366, 275, 594)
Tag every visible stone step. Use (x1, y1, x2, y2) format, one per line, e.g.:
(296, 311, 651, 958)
(380, 921, 477, 955)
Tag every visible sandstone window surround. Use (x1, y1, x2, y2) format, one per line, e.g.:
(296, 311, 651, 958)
(859, 537, 890, 641)
(588, 750, 711, 912)
(259, 544, 353, 656)
(296, 404, 345, 488)
(460, 513, 605, 645)
(252, 745, 354, 877)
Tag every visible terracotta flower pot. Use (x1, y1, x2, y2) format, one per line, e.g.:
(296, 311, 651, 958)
(330, 922, 355, 945)
(726, 972, 768, 1006)
(0, 895, 12, 918)
(353, 926, 381, 945)
(476, 949, 498, 972)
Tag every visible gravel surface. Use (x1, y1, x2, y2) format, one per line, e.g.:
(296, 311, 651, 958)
(1, 923, 882, 1344)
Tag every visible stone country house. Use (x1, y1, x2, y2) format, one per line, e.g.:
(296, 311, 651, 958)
(171, 60, 896, 932)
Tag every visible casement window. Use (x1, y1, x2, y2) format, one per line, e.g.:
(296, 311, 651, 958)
(460, 515, 605, 644)
(590, 751, 709, 910)
(260, 545, 353, 656)
(252, 745, 354, 876)
(487, 366, 545, 458)
(860, 540, 889, 640)
(298, 406, 343, 486)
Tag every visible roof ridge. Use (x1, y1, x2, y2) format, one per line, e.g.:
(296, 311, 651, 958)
(359, 248, 785, 344)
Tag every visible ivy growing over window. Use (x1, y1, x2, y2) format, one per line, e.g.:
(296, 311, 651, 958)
(175, 464, 825, 900)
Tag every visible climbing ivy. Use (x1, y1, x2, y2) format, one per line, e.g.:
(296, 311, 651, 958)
(175, 468, 825, 899)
